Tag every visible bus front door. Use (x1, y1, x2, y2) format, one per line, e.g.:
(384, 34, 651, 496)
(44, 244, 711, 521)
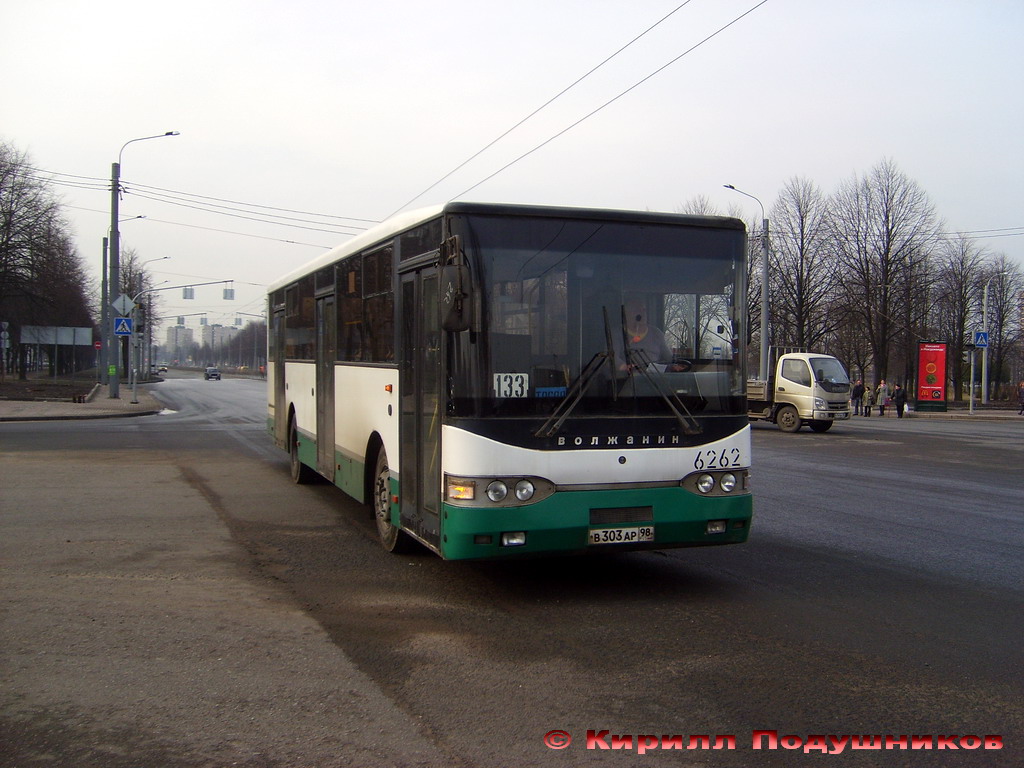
(400, 268, 441, 550)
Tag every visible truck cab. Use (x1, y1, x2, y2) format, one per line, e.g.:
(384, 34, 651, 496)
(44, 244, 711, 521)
(747, 349, 851, 432)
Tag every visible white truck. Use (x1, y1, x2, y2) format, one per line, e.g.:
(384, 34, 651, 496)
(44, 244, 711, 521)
(747, 348, 851, 432)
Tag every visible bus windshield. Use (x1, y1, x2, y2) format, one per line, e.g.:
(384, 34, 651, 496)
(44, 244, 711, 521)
(448, 212, 747, 419)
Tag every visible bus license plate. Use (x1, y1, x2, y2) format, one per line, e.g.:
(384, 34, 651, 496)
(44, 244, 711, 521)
(589, 526, 655, 545)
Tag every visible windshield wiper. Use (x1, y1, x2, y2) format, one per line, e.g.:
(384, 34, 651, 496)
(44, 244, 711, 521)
(534, 307, 619, 438)
(620, 349, 703, 437)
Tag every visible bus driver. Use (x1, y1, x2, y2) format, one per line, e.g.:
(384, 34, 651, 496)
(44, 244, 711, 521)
(615, 298, 685, 372)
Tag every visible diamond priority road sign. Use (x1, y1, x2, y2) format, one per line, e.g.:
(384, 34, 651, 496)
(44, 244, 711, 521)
(112, 293, 134, 316)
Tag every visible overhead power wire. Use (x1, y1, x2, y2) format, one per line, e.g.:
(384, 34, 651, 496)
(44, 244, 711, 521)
(121, 186, 370, 232)
(124, 190, 364, 237)
(385, 0, 697, 218)
(450, 0, 771, 202)
(65, 205, 336, 249)
(25, 165, 379, 227)
(123, 178, 381, 225)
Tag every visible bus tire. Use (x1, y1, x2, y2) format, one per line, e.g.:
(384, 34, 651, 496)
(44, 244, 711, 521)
(289, 418, 317, 484)
(809, 420, 833, 433)
(373, 448, 414, 553)
(776, 405, 802, 433)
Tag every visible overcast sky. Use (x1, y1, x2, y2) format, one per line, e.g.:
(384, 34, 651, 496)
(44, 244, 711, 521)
(3, 0, 1022, 327)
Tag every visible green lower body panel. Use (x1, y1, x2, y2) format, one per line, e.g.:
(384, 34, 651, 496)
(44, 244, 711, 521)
(334, 452, 365, 503)
(439, 486, 752, 560)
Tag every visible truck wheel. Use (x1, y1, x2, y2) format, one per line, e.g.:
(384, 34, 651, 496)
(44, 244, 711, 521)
(809, 420, 833, 433)
(776, 405, 802, 433)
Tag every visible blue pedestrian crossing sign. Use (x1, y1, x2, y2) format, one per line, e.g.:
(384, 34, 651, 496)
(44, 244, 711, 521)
(114, 317, 134, 336)
(973, 331, 989, 348)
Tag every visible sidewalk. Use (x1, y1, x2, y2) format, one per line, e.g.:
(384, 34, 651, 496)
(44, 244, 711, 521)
(852, 406, 1021, 421)
(0, 382, 164, 422)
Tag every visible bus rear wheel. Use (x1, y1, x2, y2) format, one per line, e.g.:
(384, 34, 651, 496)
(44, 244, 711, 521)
(776, 405, 802, 433)
(373, 448, 414, 553)
(289, 419, 317, 484)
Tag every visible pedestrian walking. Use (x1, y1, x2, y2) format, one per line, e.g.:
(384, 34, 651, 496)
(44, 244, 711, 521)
(1017, 380, 1024, 415)
(876, 379, 890, 417)
(893, 383, 907, 419)
(862, 384, 874, 417)
(851, 379, 864, 416)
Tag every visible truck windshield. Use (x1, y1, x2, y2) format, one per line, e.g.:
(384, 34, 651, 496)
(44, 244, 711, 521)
(810, 357, 851, 393)
(447, 212, 747, 420)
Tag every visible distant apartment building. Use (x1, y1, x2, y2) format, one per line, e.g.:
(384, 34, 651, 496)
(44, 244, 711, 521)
(200, 323, 239, 349)
(165, 326, 194, 361)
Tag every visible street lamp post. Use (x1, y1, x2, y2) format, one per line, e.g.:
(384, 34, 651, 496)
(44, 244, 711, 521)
(108, 132, 179, 398)
(100, 237, 108, 384)
(724, 184, 770, 380)
(101, 216, 145, 387)
(980, 275, 1000, 404)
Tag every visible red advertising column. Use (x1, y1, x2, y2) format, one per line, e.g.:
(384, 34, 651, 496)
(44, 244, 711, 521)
(916, 341, 947, 412)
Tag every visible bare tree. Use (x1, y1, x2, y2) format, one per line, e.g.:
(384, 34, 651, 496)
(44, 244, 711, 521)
(768, 177, 839, 351)
(829, 158, 939, 384)
(675, 195, 718, 216)
(979, 254, 1023, 400)
(932, 234, 986, 401)
(1, 142, 95, 377)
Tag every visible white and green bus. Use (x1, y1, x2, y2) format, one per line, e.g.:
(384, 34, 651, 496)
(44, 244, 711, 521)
(268, 203, 752, 559)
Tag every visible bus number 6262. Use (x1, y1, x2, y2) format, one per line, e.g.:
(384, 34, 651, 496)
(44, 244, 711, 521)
(694, 448, 741, 470)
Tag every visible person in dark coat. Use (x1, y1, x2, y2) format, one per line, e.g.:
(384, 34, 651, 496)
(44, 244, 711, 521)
(851, 379, 864, 416)
(893, 383, 907, 419)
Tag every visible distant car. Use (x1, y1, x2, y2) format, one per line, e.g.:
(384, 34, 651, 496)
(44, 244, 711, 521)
(157, 364, 168, 373)
(204, 367, 221, 380)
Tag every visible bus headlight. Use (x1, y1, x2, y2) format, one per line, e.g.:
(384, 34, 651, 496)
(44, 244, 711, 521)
(444, 475, 554, 507)
(682, 469, 749, 496)
(486, 480, 508, 502)
(514, 479, 535, 501)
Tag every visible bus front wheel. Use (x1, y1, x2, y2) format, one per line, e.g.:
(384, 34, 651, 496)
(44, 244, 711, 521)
(373, 449, 414, 553)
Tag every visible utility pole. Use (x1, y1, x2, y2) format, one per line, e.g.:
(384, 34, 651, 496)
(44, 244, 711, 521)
(107, 131, 179, 398)
(108, 162, 121, 397)
(724, 184, 770, 379)
(981, 279, 990, 404)
(759, 215, 770, 380)
(100, 237, 108, 384)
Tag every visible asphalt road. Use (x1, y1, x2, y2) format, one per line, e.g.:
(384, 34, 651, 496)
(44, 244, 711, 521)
(2, 372, 1021, 767)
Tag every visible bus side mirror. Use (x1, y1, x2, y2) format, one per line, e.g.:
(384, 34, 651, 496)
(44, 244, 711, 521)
(441, 264, 471, 332)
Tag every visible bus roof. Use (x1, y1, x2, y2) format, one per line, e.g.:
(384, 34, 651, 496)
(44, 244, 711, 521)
(266, 202, 745, 294)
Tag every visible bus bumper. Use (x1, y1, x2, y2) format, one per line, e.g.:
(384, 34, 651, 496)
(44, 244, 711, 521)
(439, 486, 752, 560)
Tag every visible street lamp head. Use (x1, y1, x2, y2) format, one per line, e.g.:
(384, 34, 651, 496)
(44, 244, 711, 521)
(723, 184, 736, 190)
(118, 131, 181, 163)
